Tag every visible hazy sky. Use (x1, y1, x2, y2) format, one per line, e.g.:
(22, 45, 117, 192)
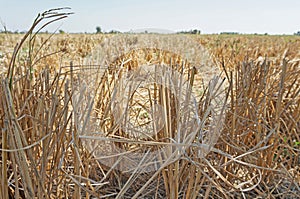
(0, 0, 299, 34)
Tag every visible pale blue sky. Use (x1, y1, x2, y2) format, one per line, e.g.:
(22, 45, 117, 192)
(0, 0, 299, 34)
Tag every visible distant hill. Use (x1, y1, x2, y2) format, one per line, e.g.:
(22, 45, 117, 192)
(129, 28, 175, 34)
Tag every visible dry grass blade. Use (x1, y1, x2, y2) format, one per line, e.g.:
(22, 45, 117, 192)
(2, 79, 35, 198)
(7, 8, 73, 89)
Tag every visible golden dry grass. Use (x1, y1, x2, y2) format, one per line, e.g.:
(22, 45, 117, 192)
(0, 9, 300, 199)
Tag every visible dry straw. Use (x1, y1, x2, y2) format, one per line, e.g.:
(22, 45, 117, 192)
(0, 8, 299, 199)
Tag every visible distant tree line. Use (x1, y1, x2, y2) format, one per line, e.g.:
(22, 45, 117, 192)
(0, 29, 26, 34)
(2, 25, 300, 36)
(220, 32, 239, 35)
(177, 29, 201, 34)
(95, 26, 121, 34)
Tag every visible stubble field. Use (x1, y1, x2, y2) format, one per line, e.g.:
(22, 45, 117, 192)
(1, 30, 300, 198)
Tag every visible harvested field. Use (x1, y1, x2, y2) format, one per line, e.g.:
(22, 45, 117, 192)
(0, 10, 299, 198)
